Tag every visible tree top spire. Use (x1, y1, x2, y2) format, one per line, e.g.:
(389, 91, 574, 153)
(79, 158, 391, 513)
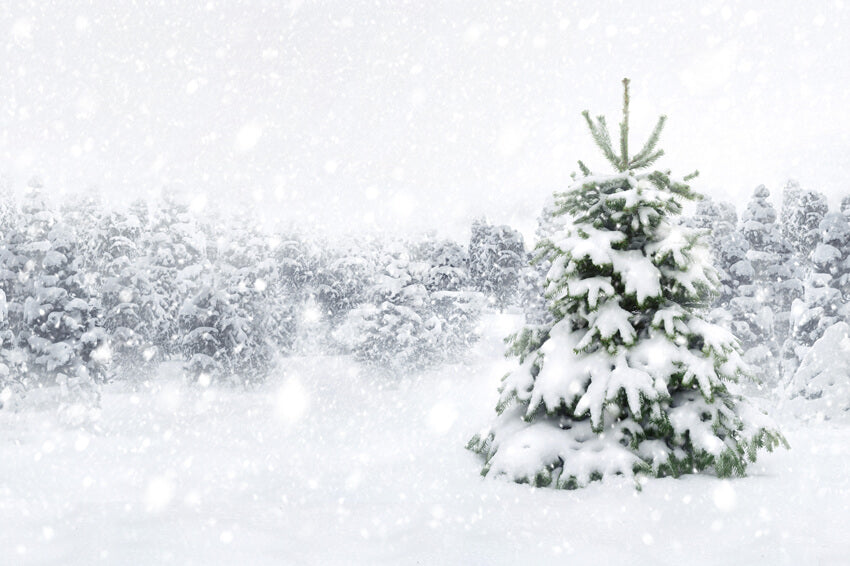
(580, 78, 668, 173)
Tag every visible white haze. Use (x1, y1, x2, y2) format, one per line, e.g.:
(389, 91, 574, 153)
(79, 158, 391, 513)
(2, 0, 849, 241)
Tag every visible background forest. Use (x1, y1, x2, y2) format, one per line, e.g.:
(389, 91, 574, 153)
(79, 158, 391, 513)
(1, 176, 845, 424)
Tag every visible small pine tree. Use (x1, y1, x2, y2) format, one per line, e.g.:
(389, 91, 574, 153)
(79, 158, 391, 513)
(468, 79, 786, 489)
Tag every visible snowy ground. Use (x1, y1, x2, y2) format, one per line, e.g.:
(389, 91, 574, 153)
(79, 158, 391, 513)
(1, 315, 849, 565)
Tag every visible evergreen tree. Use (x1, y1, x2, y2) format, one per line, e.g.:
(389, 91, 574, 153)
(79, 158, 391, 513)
(142, 195, 207, 358)
(179, 222, 278, 385)
(731, 185, 795, 384)
(468, 79, 785, 489)
(468, 220, 526, 311)
(0, 289, 25, 409)
(686, 196, 742, 310)
(309, 238, 378, 350)
(99, 209, 159, 380)
(178, 267, 231, 384)
(334, 241, 481, 372)
(786, 211, 850, 368)
(413, 237, 483, 360)
(841, 195, 850, 219)
(781, 181, 828, 260)
(215, 223, 280, 381)
(413, 237, 470, 293)
(334, 244, 440, 373)
(7, 181, 109, 419)
(785, 321, 850, 422)
(521, 197, 561, 326)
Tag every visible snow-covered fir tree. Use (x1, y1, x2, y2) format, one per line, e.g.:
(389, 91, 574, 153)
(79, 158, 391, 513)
(143, 194, 207, 358)
(468, 219, 526, 311)
(178, 225, 279, 386)
(334, 241, 481, 373)
(781, 180, 829, 260)
(412, 237, 470, 293)
(98, 209, 159, 380)
(312, 241, 376, 322)
(308, 239, 378, 352)
(214, 224, 280, 383)
(413, 237, 483, 360)
(0, 289, 25, 409)
(784, 321, 850, 422)
(469, 79, 786, 489)
(685, 196, 744, 311)
(786, 211, 850, 372)
(814, 212, 850, 302)
(729, 185, 795, 384)
(10, 182, 108, 419)
(841, 196, 850, 219)
(520, 196, 562, 326)
(334, 244, 440, 372)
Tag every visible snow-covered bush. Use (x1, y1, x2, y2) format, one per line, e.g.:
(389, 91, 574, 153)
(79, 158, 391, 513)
(469, 79, 786, 489)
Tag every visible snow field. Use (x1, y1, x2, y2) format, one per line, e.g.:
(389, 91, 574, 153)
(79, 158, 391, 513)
(0, 315, 848, 565)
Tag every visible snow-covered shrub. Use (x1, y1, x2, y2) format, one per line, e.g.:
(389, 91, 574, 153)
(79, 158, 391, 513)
(469, 79, 786, 489)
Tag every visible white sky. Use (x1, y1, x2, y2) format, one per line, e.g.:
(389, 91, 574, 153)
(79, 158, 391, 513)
(2, 0, 849, 242)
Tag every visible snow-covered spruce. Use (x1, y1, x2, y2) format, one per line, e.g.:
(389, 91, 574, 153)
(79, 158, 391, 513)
(468, 79, 786, 489)
(785, 321, 850, 421)
(468, 219, 526, 311)
(333, 243, 482, 373)
(728, 185, 796, 385)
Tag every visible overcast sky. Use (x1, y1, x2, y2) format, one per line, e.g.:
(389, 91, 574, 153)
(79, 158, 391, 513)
(2, 0, 849, 241)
